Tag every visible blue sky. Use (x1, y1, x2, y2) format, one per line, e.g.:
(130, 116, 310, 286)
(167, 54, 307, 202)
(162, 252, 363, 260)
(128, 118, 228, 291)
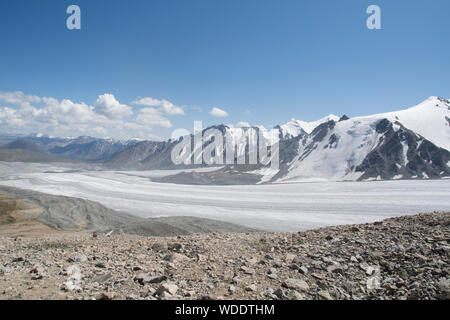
(0, 0, 449, 140)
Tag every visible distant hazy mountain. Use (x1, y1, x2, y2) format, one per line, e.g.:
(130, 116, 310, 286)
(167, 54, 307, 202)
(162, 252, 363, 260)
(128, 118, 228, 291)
(2, 139, 47, 154)
(48, 138, 128, 161)
(0, 142, 71, 163)
(103, 140, 176, 169)
(0, 135, 140, 162)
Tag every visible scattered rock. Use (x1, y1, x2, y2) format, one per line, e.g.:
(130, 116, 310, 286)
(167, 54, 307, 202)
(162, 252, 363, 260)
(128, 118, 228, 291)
(97, 292, 115, 300)
(318, 290, 333, 300)
(152, 242, 168, 252)
(298, 266, 308, 275)
(245, 284, 257, 292)
(158, 291, 173, 299)
(0, 212, 447, 300)
(30, 265, 45, 275)
(92, 273, 112, 284)
(156, 283, 179, 296)
(68, 253, 88, 263)
(168, 243, 183, 252)
(282, 278, 310, 292)
(284, 253, 296, 263)
(134, 273, 167, 285)
(273, 288, 286, 299)
(327, 264, 344, 275)
(288, 290, 304, 300)
(240, 266, 255, 275)
(163, 253, 189, 263)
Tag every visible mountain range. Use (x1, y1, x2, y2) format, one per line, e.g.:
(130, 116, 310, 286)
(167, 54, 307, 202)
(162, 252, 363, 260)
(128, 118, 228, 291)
(0, 96, 449, 183)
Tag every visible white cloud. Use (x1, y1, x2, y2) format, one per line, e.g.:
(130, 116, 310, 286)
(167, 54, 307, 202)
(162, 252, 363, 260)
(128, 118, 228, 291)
(93, 126, 107, 136)
(131, 97, 161, 107)
(0, 91, 170, 138)
(94, 93, 132, 119)
(0, 107, 27, 127)
(0, 91, 204, 139)
(236, 121, 251, 127)
(160, 99, 184, 115)
(43, 97, 99, 124)
(135, 108, 172, 128)
(132, 97, 184, 115)
(209, 107, 228, 117)
(0, 91, 41, 108)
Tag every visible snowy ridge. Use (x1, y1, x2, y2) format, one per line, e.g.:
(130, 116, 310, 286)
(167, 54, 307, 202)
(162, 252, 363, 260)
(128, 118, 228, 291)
(358, 96, 450, 150)
(281, 117, 383, 182)
(277, 114, 340, 139)
(273, 96, 450, 183)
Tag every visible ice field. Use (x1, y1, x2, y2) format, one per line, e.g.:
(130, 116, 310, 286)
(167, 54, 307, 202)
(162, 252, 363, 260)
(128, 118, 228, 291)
(0, 162, 449, 231)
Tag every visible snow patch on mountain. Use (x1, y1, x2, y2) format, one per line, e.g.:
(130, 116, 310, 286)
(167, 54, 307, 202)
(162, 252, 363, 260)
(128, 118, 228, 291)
(278, 114, 340, 139)
(363, 96, 450, 150)
(280, 117, 383, 182)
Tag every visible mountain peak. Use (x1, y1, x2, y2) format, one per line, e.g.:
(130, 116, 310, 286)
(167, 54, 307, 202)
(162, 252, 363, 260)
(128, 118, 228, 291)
(419, 96, 450, 109)
(280, 114, 340, 137)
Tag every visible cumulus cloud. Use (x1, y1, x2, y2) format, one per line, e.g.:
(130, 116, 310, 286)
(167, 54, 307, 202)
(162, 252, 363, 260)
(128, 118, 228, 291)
(160, 99, 184, 115)
(92, 126, 107, 135)
(0, 91, 41, 108)
(0, 91, 180, 139)
(131, 97, 161, 107)
(0, 96, 113, 137)
(135, 107, 172, 128)
(94, 93, 132, 119)
(236, 121, 251, 127)
(0, 107, 27, 127)
(42, 97, 99, 124)
(209, 107, 228, 117)
(132, 97, 184, 115)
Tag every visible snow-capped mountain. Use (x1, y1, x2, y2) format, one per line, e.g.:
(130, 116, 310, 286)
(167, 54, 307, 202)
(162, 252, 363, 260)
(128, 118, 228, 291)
(104, 97, 449, 182)
(275, 114, 340, 139)
(1, 96, 449, 183)
(273, 96, 450, 182)
(365, 96, 450, 150)
(104, 124, 271, 170)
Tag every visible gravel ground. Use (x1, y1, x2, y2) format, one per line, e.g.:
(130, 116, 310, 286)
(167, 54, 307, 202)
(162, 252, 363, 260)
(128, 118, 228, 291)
(0, 212, 448, 300)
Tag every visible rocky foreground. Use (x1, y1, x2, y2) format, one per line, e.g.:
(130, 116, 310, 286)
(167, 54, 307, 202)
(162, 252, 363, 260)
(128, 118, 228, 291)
(0, 212, 449, 300)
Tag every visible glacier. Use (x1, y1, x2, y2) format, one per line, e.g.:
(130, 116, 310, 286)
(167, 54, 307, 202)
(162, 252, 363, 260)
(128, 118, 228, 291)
(0, 162, 449, 232)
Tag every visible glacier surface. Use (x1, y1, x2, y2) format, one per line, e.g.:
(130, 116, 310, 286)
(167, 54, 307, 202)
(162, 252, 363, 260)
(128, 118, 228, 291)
(0, 162, 449, 232)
